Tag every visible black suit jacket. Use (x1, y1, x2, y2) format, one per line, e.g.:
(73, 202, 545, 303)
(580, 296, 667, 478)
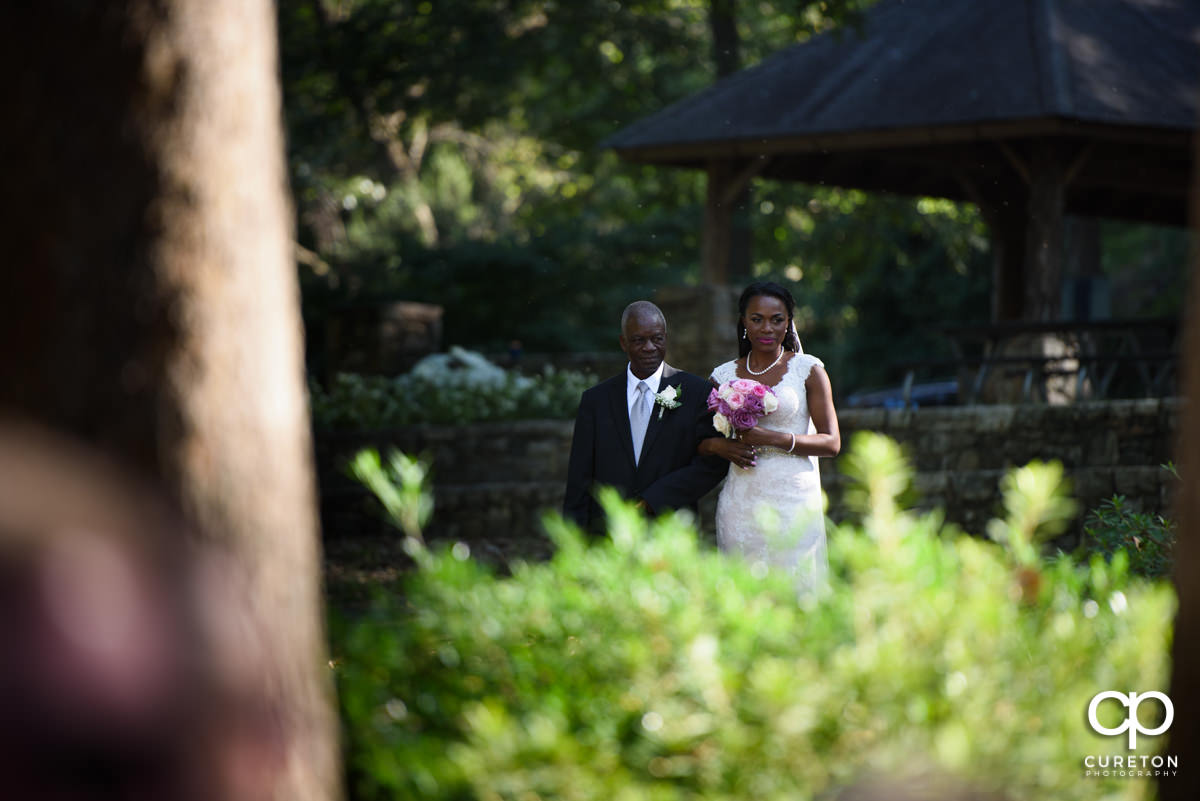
(563, 364, 728, 533)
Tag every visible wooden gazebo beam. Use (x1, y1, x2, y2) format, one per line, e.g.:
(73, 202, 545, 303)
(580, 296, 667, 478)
(615, 121, 1192, 165)
(685, 125, 1190, 321)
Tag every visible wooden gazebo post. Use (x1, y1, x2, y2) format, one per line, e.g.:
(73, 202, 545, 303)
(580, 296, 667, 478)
(971, 140, 1086, 324)
(701, 160, 733, 285)
(701, 157, 772, 284)
(1023, 145, 1068, 322)
(975, 200, 1026, 322)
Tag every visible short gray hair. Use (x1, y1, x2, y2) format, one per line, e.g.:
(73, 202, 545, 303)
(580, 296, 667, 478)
(620, 300, 666, 332)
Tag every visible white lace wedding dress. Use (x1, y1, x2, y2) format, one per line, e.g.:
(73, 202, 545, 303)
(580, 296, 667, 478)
(711, 354, 828, 597)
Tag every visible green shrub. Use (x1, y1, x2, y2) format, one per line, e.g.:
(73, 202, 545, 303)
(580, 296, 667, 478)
(1081, 493, 1176, 580)
(311, 354, 595, 429)
(331, 433, 1174, 801)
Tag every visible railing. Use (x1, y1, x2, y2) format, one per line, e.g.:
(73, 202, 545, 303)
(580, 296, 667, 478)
(891, 317, 1180, 406)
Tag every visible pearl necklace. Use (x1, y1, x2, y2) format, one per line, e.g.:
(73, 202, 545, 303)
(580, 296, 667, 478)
(745, 347, 784, 376)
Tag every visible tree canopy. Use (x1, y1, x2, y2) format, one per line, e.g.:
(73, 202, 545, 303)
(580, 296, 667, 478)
(280, 0, 1185, 394)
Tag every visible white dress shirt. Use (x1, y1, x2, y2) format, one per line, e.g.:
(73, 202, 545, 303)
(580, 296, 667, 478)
(626, 361, 665, 419)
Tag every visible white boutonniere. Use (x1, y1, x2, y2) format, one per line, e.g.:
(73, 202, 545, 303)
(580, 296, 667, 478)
(653, 384, 683, 419)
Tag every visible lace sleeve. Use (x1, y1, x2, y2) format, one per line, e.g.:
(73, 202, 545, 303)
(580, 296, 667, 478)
(709, 359, 737, 384)
(789, 354, 824, 385)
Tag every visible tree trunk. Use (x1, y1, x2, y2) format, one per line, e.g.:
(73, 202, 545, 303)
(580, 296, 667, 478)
(1160, 119, 1200, 801)
(0, 3, 340, 800)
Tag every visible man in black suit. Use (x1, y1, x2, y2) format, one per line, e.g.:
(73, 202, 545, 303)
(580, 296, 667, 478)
(563, 301, 728, 533)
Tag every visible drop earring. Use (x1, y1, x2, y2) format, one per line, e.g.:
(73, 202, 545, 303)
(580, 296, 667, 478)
(741, 328, 747, 340)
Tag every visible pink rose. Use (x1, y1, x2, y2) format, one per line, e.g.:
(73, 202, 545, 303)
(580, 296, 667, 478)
(750, 383, 769, 398)
(726, 390, 746, 409)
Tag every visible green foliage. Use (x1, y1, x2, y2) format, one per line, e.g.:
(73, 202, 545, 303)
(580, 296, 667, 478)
(279, 1, 874, 176)
(350, 449, 432, 549)
(303, 208, 700, 353)
(283, 1, 1174, 397)
(1101, 221, 1191, 318)
(1081, 494, 1176, 580)
(331, 432, 1174, 801)
(986, 461, 1078, 567)
(310, 365, 595, 428)
(838, 430, 915, 526)
(284, 0, 993, 390)
(759, 188, 991, 393)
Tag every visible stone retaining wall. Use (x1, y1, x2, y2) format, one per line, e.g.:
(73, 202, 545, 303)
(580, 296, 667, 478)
(826, 399, 1180, 536)
(316, 421, 575, 562)
(316, 399, 1180, 559)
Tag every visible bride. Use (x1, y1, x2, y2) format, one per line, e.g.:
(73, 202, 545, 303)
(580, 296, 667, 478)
(699, 281, 841, 596)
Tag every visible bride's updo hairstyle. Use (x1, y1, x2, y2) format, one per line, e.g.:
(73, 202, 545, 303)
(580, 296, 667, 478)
(737, 281, 801, 358)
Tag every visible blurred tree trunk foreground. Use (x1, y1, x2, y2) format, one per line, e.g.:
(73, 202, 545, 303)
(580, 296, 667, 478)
(1162, 109, 1200, 801)
(0, 3, 340, 800)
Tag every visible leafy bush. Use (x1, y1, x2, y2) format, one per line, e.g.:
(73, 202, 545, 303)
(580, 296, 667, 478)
(1081, 494, 1176, 580)
(331, 433, 1174, 801)
(311, 347, 595, 428)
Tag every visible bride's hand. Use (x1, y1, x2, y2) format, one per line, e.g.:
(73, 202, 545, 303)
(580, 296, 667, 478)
(698, 436, 757, 469)
(737, 426, 779, 448)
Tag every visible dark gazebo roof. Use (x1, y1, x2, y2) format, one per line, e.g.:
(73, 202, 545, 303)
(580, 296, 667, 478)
(607, 0, 1200, 225)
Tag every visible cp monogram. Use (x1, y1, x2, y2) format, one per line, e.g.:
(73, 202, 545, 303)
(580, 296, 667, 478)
(1087, 691, 1174, 749)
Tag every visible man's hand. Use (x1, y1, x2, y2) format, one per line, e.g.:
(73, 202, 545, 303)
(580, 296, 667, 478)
(699, 436, 757, 469)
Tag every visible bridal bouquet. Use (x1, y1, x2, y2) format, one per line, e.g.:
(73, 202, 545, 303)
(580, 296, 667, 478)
(707, 378, 778, 438)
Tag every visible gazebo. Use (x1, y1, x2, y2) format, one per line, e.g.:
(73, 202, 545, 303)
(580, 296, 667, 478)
(606, 0, 1200, 324)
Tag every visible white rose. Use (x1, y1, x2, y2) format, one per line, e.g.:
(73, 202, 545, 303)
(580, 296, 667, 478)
(713, 412, 732, 438)
(763, 393, 778, 413)
(658, 386, 677, 403)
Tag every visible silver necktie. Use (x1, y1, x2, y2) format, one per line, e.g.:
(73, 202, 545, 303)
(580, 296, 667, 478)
(630, 381, 650, 464)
